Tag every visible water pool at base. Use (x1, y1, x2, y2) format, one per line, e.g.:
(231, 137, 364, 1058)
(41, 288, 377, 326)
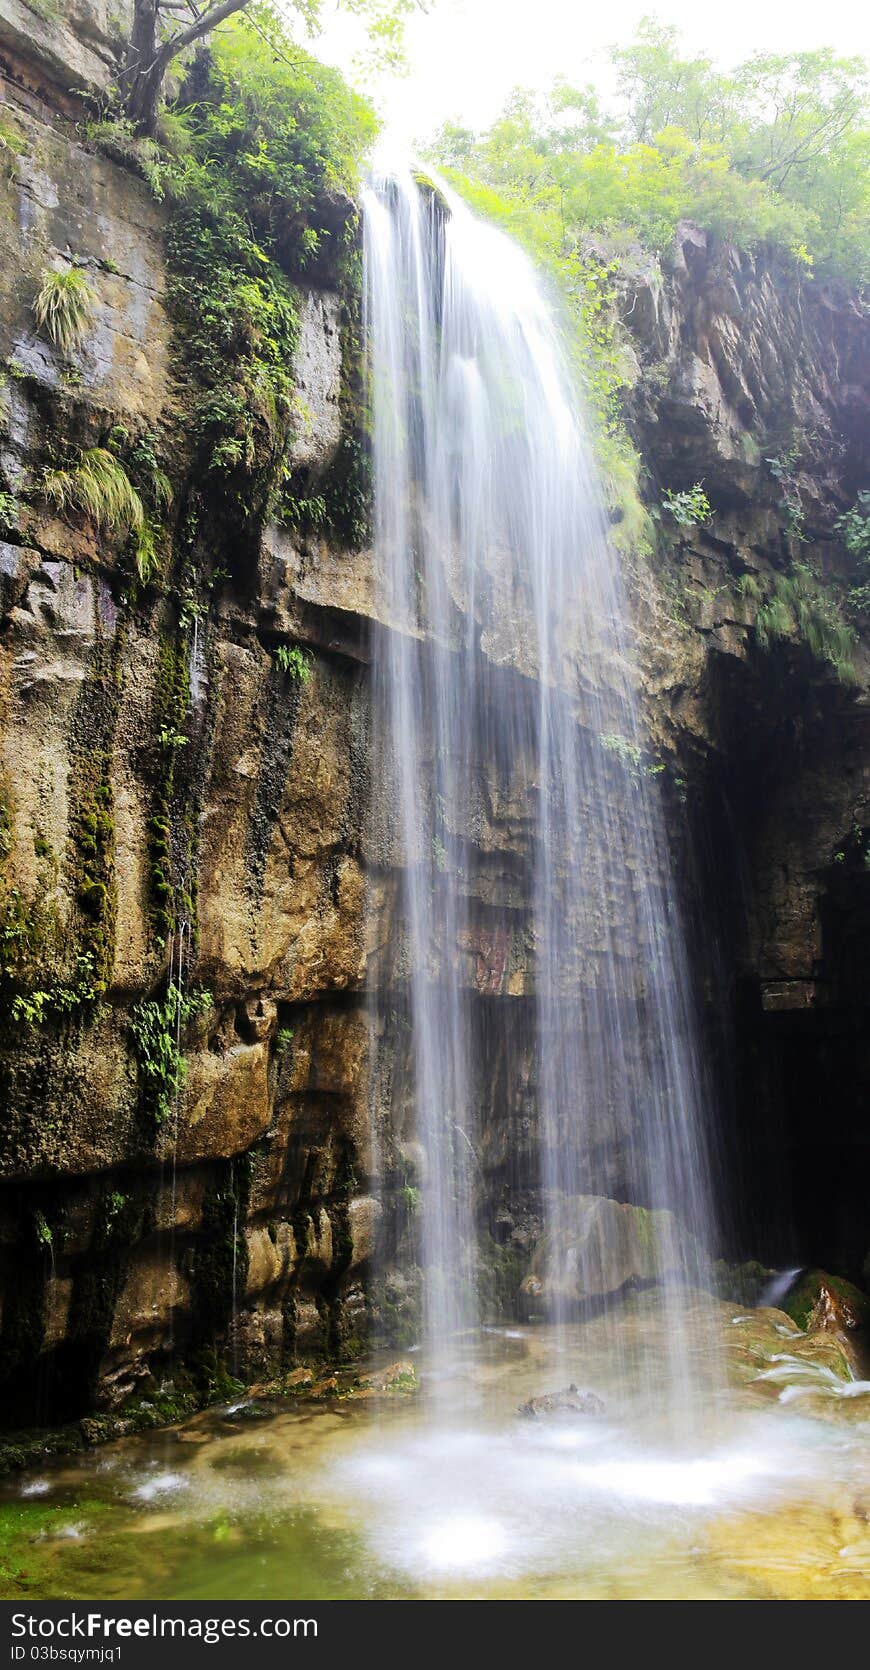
(2, 1299, 868, 1601)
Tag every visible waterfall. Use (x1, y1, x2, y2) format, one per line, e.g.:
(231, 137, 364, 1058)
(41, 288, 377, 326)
(364, 169, 715, 1404)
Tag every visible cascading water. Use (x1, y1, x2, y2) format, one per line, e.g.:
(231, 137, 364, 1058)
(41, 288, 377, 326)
(364, 168, 716, 1412)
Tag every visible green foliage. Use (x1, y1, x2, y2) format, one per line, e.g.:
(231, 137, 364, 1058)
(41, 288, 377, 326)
(33, 1211, 53, 1249)
(129, 983, 212, 1128)
(148, 637, 193, 945)
(835, 491, 870, 560)
(158, 725, 188, 749)
(600, 731, 643, 770)
(754, 561, 857, 682)
(736, 572, 763, 602)
(110, 13, 377, 499)
(399, 1183, 421, 1215)
(0, 118, 26, 179)
(273, 641, 312, 681)
(32, 265, 95, 355)
(764, 445, 808, 542)
(274, 1025, 294, 1055)
(9, 955, 98, 1028)
(0, 491, 18, 533)
(85, 11, 376, 547)
(38, 446, 162, 580)
(40, 447, 140, 531)
(661, 484, 712, 527)
(432, 20, 868, 284)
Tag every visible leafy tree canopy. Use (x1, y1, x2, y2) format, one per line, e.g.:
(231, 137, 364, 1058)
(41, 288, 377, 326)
(123, 0, 423, 128)
(431, 17, 869, 285)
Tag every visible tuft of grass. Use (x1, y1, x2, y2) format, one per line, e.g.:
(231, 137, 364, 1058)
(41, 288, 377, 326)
(32, 264, 95, 355)
(736, 572, 762, 602)
(41, 447, 143, 533)
(755, 564, 857, 683)
(39, 448, 158, 581)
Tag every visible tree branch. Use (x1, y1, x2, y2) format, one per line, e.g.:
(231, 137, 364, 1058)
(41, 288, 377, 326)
(154, 0, 250, 73)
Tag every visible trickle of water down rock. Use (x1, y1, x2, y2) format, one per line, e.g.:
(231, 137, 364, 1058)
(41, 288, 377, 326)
(363, 169, 717, 1418)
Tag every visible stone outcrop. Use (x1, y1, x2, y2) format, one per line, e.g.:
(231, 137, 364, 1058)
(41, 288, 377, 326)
(0, 17, 867, 1432)
(0, 3, 134, 110)
(520, 1196, 705, 1314)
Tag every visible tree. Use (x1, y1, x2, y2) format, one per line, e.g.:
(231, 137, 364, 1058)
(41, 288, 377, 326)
(122, 2, 253, 131)
(611, 16, 735, 146)
(729, 49, 867, 189)
(430, 18, 868, 284)
(121, 0, 425, 134)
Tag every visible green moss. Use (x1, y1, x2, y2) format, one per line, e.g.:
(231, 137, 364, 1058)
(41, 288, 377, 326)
(61, 1187, 153, 1411)
(711, 1259, 772, 1306)
(68, 763, 115, 988)
(782, 1269, 870, 1333)
(188, 1155, 251, 1370)
(477, 1232, 525, 1321)
(148, 633, 192, 944)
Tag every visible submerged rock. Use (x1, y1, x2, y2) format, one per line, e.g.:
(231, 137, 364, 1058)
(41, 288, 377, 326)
(517, 1384, 605, 1420)
(521, 1195, 704, 1314)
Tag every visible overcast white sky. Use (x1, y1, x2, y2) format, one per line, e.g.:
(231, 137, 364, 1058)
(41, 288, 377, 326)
(306, 0, 868, 148)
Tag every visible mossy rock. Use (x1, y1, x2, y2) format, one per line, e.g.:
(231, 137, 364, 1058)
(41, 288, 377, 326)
(782, 1270, 870, 1334)
(711, 1258, 773, 1306)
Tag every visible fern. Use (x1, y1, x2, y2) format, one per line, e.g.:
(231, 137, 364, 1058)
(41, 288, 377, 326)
(273, 642, 312, 682)
(32, 265, 95, 354)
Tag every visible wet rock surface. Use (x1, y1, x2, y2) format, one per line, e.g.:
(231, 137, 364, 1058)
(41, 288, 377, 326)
(521, 1196, 704, 1314)
(517, 1384, 605, 1420)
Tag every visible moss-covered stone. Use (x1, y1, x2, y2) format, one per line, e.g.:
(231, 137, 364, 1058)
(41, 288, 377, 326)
(781, 1269, 870, 1335)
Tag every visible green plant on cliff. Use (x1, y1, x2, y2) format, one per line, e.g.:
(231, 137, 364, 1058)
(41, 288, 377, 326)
(836, 492, 870, 561)
(754, 562, 857, 682)
(32, 265, 95, 355)
(0, 117, 26, 181)
(10, 956, 98, 1028)
(144, 17, 374, 508)
(38, 447, 162, 580)
(130, 982, 212, 1127)
(0, 491, 18, 535)
(273, 642, 312, 681)
(86, 12, 378, 540)
(661, 484, 713, 527)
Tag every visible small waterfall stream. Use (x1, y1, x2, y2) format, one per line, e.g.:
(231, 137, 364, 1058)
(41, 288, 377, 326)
(364, 170, 716, 1412)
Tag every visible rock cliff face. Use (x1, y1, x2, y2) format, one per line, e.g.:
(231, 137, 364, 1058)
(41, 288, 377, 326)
(0, 10, 867, 1428)
(619, 229, 869, 1277)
